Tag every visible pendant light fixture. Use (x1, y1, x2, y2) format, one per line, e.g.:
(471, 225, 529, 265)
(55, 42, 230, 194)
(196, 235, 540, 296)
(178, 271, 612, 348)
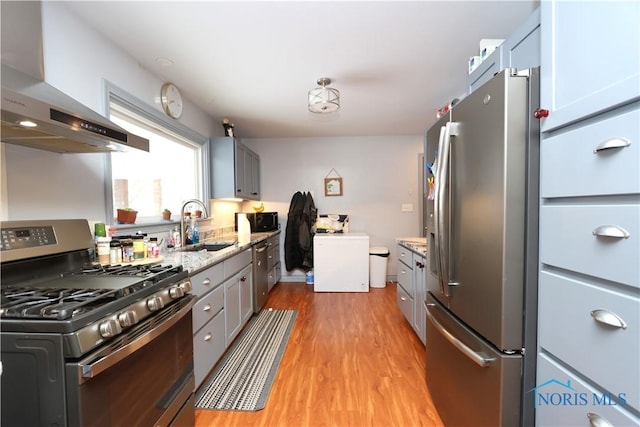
(308, 77, 340, 113)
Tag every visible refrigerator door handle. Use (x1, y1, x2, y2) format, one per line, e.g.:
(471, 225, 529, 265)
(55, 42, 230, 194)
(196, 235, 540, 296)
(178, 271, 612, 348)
(426, 305, 495, 368)
(433, 125, 446, 296)
(435, 121, 459, 296)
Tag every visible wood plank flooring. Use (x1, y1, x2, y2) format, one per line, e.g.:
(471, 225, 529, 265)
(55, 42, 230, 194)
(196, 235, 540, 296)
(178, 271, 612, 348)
(195, 282, 444, 427)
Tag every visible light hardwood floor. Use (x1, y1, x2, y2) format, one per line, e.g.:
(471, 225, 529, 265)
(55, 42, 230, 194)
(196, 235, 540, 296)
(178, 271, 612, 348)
(195, 281, 444, 427)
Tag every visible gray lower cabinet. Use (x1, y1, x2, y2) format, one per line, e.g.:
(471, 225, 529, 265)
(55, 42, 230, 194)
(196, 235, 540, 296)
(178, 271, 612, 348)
(266, 233, 281, 291)
(191, 262, 225, 389)
(193, 308, 225, 390)
(396, 244, 414, 328)
(412, 252, 426, 345)
(536, 1, 640, 425)
(190, 248, 253, 390)
(224, 250, 253, 346)
(223, 274, 241, 346)
(240, 264, 253, 324)
(397, 243, 427, 344)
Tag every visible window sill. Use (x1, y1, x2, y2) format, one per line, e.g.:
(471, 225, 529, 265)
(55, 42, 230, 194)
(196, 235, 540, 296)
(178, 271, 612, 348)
(110, 220, 178, 234)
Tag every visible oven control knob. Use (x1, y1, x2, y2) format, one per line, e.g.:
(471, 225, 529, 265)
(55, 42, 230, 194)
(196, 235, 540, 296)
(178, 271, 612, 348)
(179, 280, 193, 294)
(118, 310, 139, 328)
(169, 286, 185, 299)
(99, 319, 122, 338)
(146, 296, 165, 312)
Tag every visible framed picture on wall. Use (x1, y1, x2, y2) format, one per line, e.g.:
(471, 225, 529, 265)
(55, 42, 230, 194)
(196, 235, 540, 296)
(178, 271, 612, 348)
(324, 177, 343, 197)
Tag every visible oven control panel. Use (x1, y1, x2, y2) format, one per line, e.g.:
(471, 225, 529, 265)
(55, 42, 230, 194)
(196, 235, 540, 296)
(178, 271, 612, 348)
(1, 226, 57, 251)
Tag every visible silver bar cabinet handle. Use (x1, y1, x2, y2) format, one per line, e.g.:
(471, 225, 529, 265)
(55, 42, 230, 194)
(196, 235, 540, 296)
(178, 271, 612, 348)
(590, 309, 627, 329)
(592, 225, 630, 239)
(587, 412, 613, 427)
(593, 137, 630, 153)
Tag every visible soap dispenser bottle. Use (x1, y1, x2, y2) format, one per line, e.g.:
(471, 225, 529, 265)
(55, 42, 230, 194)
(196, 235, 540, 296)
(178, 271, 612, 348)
(172, 225, 182, 248)
(192, 217, 200, 244)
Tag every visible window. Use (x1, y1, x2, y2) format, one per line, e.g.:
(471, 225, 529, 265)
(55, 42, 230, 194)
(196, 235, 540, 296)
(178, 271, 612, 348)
(106, 85, 208, 224)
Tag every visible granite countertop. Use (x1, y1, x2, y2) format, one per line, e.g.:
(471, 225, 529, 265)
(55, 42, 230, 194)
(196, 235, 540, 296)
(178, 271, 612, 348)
(162, 230, 280, 275)
(396, 236, 427, 256)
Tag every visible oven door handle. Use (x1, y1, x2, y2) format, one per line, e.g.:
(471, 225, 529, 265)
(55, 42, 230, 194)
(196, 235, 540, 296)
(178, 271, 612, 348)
(77, 297, 196, 383)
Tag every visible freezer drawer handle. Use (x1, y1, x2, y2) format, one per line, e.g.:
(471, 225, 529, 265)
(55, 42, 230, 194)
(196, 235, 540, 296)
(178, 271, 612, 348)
(592, 225, 630, 239)
(427, 307, 495, 368)
(593, 137, 630, 154)
(587, 412, 613, 427)
(590, 309, 627, 329)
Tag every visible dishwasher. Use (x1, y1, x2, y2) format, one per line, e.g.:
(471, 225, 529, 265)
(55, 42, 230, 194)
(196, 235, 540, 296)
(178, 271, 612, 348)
(253, 241, 269, 312)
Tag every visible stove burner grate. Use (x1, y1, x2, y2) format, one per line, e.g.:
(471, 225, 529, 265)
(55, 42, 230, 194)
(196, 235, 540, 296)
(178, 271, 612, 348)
(0, 264, 184, 321)
(78, 263, 176, 277)
(0, 287, 120, 320)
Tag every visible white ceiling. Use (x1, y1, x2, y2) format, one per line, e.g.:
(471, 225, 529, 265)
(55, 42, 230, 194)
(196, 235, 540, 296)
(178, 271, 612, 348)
(64, 1, 539, 139)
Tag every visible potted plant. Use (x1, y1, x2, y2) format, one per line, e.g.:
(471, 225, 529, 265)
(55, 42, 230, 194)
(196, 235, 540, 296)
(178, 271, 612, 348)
(116, 208, 138, 224)
(162, 208, 172, 221)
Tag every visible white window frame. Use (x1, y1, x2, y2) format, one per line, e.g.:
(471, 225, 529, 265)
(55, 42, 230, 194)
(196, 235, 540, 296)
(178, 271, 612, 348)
(103, 82, 210, 226)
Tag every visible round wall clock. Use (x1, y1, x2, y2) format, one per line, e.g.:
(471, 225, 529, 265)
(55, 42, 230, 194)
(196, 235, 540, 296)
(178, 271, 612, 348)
(160, 82, 183, 119)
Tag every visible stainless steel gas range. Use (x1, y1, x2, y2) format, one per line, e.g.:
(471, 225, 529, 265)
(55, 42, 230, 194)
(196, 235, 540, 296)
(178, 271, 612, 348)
(0, 219, 196, 426)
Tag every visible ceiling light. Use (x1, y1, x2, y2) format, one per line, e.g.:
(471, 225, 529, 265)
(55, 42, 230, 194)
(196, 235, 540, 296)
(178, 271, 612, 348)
(308, 77, 340, 113)
(156, 57, 174, 67)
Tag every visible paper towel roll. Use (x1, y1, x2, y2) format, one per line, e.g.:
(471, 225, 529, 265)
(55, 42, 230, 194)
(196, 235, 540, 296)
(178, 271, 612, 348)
(237, 213, 251, 244)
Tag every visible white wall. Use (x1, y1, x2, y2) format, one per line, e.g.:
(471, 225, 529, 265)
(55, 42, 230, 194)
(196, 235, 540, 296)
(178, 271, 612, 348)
(1, 3, 426, 284)
(242, 136, 423, 280)
(1, 2, 218, 222)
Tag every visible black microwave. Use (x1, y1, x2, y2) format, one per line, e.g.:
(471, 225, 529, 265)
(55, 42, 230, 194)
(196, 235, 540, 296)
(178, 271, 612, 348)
(234, 212, 279, 232)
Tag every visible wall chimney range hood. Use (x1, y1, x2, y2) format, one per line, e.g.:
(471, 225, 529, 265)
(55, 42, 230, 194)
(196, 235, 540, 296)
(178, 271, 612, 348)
(1, 2, 149, 153)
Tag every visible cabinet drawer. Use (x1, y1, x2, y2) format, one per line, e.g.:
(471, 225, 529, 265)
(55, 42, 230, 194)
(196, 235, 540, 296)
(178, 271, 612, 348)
(224, 249, 251, 278)
(268, 267, 277, 288)
(397, 261, 413, 297)
(268, 264, 281, 291)
(540, 205, 640, 287)
(398, 246, 413, 269)
(539, 271, 640, 411)
(541, 106, 640, 198)
(267, 240, 280, 271)
(193, 309, 226, 390)
(536, 353, 640, 427)
(190, 263, 224, 298)
(396, 284, 414, 327)
(192, 285, 224, 333)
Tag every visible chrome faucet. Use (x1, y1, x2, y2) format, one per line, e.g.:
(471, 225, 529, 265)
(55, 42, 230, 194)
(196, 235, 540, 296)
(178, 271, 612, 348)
(180, 199, 209, 245)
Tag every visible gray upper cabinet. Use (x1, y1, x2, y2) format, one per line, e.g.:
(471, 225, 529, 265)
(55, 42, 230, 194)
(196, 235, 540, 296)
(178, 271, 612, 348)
(467, 46, 503, 95)
(467, 7, 540, 94)
(246, 148, 260, 199)
(540, 1, 640, 132)
(210, 137, 261, 200)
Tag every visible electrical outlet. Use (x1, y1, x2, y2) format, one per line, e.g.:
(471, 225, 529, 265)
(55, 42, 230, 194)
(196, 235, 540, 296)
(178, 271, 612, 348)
(402, 203, 413, 212)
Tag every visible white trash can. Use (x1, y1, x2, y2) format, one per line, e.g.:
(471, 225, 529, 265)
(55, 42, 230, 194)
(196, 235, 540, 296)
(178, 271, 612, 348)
(369, 247, 390, 288)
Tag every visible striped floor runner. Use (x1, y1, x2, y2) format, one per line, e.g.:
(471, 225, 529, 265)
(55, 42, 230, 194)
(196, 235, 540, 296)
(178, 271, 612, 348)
(195, 308, 297, 411)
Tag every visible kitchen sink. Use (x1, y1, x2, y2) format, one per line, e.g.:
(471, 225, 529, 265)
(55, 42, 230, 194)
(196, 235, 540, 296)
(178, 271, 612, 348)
(179, 241, 236, 252)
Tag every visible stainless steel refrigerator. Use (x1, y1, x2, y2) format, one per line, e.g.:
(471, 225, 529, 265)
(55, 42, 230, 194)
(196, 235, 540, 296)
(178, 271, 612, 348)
(424, 68, 540, 427)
